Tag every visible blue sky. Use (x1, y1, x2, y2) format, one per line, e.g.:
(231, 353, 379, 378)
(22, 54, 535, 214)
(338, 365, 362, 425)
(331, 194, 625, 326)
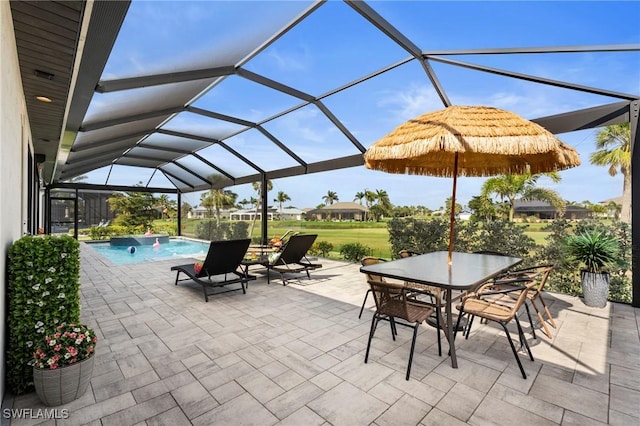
(80, 1, 640, 210)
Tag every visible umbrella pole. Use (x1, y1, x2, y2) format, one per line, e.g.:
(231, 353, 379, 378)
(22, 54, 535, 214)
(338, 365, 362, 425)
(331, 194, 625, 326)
(448, 152, 459, 264)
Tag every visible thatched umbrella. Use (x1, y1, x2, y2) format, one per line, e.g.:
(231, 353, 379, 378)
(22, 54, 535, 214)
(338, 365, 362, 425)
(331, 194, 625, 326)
(364, 105, 581, 263)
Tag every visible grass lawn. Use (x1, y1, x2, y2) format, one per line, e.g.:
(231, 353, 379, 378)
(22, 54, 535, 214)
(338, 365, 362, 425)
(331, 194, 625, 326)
(268, 225, 392, 258)
(172, 218, 552, 260)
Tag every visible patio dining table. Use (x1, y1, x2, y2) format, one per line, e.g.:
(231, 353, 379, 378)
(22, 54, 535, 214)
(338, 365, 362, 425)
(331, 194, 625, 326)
(359, 251, 521, 368)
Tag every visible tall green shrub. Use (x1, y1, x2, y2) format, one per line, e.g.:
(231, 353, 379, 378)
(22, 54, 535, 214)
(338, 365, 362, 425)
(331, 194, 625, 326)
(474, 220, 538, 264)
(340, 242, 372, 262)
(533, 218, 632, 302)
(195, 220, 248, 241)
(229, 222, 249, 240)
(388, 217, 537, 264)
(533, 219, 579, 294)
(7, 235, 81, 394)
(388, 217, 449, 257)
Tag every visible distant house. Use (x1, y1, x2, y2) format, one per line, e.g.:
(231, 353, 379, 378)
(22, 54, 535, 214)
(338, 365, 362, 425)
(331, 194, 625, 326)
(599, 196, 623, 219)
(306, 202, 369, 221)
(230, 208, 275, 221)
(189, 207, 236, 220)
(277, 207, 305, 221)
(513, 200, 591, 220)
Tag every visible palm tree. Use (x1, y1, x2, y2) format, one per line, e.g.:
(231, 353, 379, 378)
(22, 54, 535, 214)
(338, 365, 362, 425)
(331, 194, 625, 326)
(274, 191, 291, 219)
(374, 189, 392, 219)
(468, 194, 496, 221)
(375, 189, 391, 208)
(180, 201, 193, 218)
(238, 198, 250, 209)
(200, 192, 215, 218)
(209, 188, 237, 225)
(607, 200, 622, 220)
(590, 123, 631, 223)
(156, 194, 174, 219)
(481, 172, 565, 222)
(363, 189, 377, 221)
(353, 191, 365, 205)
(322, 190, 339, 206)
(249, 180, 272, 238)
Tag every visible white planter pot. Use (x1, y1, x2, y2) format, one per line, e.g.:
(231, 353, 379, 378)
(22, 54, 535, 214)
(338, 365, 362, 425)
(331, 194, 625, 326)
(580, 271, 609, 308)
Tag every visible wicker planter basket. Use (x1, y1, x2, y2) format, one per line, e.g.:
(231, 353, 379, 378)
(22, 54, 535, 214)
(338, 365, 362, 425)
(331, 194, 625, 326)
(581, 271, 609, 308)
(33, 355, 95, 406)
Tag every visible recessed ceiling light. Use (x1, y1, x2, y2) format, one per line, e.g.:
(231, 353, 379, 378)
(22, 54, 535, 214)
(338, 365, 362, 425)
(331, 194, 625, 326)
(36, 96, 53, 103)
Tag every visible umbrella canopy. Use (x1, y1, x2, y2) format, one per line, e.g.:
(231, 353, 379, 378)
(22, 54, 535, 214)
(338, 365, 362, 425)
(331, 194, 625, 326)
(364, 105, 581, 262)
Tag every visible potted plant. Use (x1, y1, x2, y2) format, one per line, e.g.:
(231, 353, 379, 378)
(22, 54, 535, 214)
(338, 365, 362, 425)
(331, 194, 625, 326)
(7, 234, 81, 395)
(32, 323, 98, 406)
(565, 230, 618, 308)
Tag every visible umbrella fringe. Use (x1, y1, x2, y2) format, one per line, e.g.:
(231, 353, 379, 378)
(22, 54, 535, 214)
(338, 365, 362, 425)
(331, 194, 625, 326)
(363, 105, 580, 177)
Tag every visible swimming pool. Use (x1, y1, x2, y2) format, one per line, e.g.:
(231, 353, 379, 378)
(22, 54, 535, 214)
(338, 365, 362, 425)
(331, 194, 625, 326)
(88, 239, 210, 265)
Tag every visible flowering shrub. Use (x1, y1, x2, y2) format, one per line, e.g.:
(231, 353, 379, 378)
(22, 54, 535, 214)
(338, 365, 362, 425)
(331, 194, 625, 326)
(7, 235, 80, 394)
(309, 241, 333, 257)
(33, 324, 97, 369)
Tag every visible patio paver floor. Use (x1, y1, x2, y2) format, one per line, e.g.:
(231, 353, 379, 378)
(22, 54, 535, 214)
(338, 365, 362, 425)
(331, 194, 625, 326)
(3, 243, 639, 425)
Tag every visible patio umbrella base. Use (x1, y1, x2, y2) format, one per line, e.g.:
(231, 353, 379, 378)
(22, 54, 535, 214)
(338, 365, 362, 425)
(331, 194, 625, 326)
(427, 312, 467, 331)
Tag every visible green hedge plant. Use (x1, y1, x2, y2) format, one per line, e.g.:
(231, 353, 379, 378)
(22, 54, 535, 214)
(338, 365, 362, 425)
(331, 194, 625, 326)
(313, 241, 334, 257)
(340, 242, 372, 262)
(7, 235, 81, 394)
(195, 220, 248, 241)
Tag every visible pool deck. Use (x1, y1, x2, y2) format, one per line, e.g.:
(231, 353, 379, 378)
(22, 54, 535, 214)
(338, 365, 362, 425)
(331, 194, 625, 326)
(3, 242, 640, 425)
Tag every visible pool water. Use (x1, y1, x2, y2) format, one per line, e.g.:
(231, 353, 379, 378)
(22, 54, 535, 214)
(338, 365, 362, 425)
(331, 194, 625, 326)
(89, 239, 209, 265)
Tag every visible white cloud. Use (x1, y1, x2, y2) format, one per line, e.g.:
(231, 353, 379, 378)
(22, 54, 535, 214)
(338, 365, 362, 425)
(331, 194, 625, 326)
(265, 46, 310, 71)
(276, 107, 326, 143)
(376, 83, 443, 122)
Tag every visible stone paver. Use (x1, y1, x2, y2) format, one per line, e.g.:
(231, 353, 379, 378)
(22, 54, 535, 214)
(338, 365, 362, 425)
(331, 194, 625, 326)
(4, 244, 639, 426)
(307, 381, 389, 425)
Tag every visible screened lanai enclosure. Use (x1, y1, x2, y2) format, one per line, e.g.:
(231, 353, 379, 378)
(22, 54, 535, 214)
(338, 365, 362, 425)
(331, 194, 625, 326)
(10, 1, 639, 304)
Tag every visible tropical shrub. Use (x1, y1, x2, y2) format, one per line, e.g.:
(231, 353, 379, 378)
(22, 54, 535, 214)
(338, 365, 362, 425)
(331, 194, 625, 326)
(565, 230, 618, 273)
(195, 220, 248, 241)
(87, 226, 112, 240)
(229, 221, 249, 240)
(608, 221, 632, 303)
(340, 242, 372, 262)
(152, 222, 177, 236)
(7, 235, 81, 394)
(87, 224, 169, 240)
(474, 220, 538, 265)
(387, 217, 449, 257)
(533, 219, 580, 295)
(534, 218, 632, 302)
(311, 241, 334, 257)
(388, 217, 537, 264)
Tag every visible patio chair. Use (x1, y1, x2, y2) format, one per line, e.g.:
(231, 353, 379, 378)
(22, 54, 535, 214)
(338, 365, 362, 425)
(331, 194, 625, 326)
(485, 264, 556, 339)
(398, 249, 443, 356)
(266, 234, 322, 285)
(359, 257, 388, 319)
(454, 281, 536, 379)
(171, 238, 256, 302)
(364, 279, 437, 380)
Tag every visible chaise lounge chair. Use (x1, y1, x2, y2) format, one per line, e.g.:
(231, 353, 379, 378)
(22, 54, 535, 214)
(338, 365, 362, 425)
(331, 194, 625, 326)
(171, 238, 256, 302)
(266, 234, 322, 285)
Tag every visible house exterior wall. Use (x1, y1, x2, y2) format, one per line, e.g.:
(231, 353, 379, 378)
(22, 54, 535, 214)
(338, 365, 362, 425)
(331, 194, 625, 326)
(306, 210, 365, 221)
(280, 212, 302, 220)
(0, 1, 31, 398)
